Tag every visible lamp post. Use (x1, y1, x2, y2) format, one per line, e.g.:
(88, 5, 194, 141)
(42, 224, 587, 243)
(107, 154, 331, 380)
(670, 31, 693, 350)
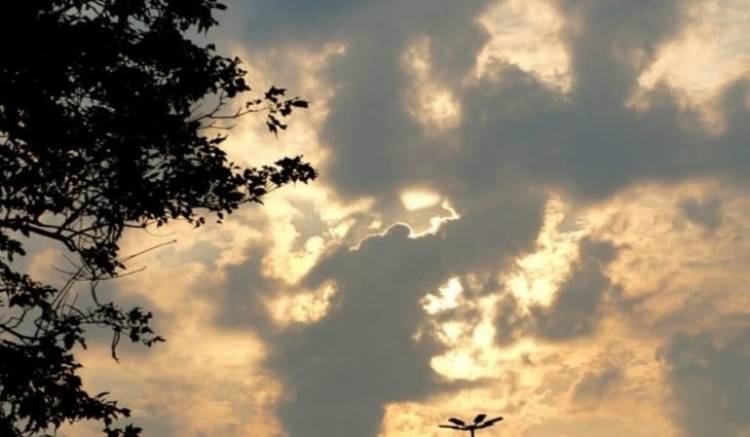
(439, 414, 503, 437)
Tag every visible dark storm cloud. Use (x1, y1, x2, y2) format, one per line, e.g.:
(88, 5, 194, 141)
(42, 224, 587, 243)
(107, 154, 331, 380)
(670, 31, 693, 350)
(660, 325, 750, 437)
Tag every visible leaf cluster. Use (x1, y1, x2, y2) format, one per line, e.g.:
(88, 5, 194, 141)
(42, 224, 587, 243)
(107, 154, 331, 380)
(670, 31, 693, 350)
(0, 1, 315, 435)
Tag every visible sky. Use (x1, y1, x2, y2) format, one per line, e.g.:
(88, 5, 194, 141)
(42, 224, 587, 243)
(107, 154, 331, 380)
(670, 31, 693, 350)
(46, 0, 750, 436)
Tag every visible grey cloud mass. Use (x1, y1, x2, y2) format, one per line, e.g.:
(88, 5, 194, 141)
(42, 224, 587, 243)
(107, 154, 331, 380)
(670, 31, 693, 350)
(678, 196, 723, 232)
(531, 238, 620, 340)
(660, 325, 750, 437)
(204, 0, 750, 435)
(228, 0, 750, 205)
(492, 237, 620, 345)
(572, 365, 623, 403)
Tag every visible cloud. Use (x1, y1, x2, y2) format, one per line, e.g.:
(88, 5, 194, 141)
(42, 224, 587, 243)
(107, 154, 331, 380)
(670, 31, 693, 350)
(495, 292, 532, 345)
(221, 0, 750, 208)
(254, 191, 544, 436)
(215, 247, 278, 330)
(492, 236, 620, 345)
(387, 0, 696, 201)
(223, 0, 493, 204)
(210, 2, 750, 434)
(678, 195, 723, 232)
(263, 225, 446, 437)
(319, 0, 750, 204)
(660, 325, 750, 437)
(572, 365, 623, 403)
(532, 238, 620, 340)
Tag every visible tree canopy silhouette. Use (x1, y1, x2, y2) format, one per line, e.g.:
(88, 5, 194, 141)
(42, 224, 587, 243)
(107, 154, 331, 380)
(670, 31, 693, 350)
(0, 1, 315, 435)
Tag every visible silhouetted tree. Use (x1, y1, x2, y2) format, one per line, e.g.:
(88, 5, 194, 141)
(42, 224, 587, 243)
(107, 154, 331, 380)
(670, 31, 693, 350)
(0, 1, 315, 435)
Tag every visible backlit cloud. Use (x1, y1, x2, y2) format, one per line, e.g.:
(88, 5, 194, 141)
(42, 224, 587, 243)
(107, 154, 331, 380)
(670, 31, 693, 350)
(48, 0, 750, 436)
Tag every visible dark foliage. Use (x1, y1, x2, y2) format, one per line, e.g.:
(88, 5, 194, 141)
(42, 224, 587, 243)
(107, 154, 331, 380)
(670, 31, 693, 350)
(439, 414, 503, 436)
(0, 1, 315, 435)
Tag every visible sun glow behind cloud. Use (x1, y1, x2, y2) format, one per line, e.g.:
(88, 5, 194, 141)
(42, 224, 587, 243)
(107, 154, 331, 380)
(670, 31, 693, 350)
(504, 195, 588, 308)
(637, 0, 750, 102)
(422, 277, 463, 315)
(477, 0, 571, 91)
(400, 187, 442, 211)
(384, 183, 750, 436)
(402, 37, 463, 132)
(267, 281, 338, 326)
(423, 196, 584, 383)
(632, 0, 750, 133)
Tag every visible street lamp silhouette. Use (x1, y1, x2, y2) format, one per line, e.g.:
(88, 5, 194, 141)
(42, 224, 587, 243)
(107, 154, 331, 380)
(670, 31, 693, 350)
(439, 414, 503, 436)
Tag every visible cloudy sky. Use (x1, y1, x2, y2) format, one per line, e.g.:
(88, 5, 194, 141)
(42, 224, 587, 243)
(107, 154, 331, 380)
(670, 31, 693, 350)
(50, 0, 750, 436)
